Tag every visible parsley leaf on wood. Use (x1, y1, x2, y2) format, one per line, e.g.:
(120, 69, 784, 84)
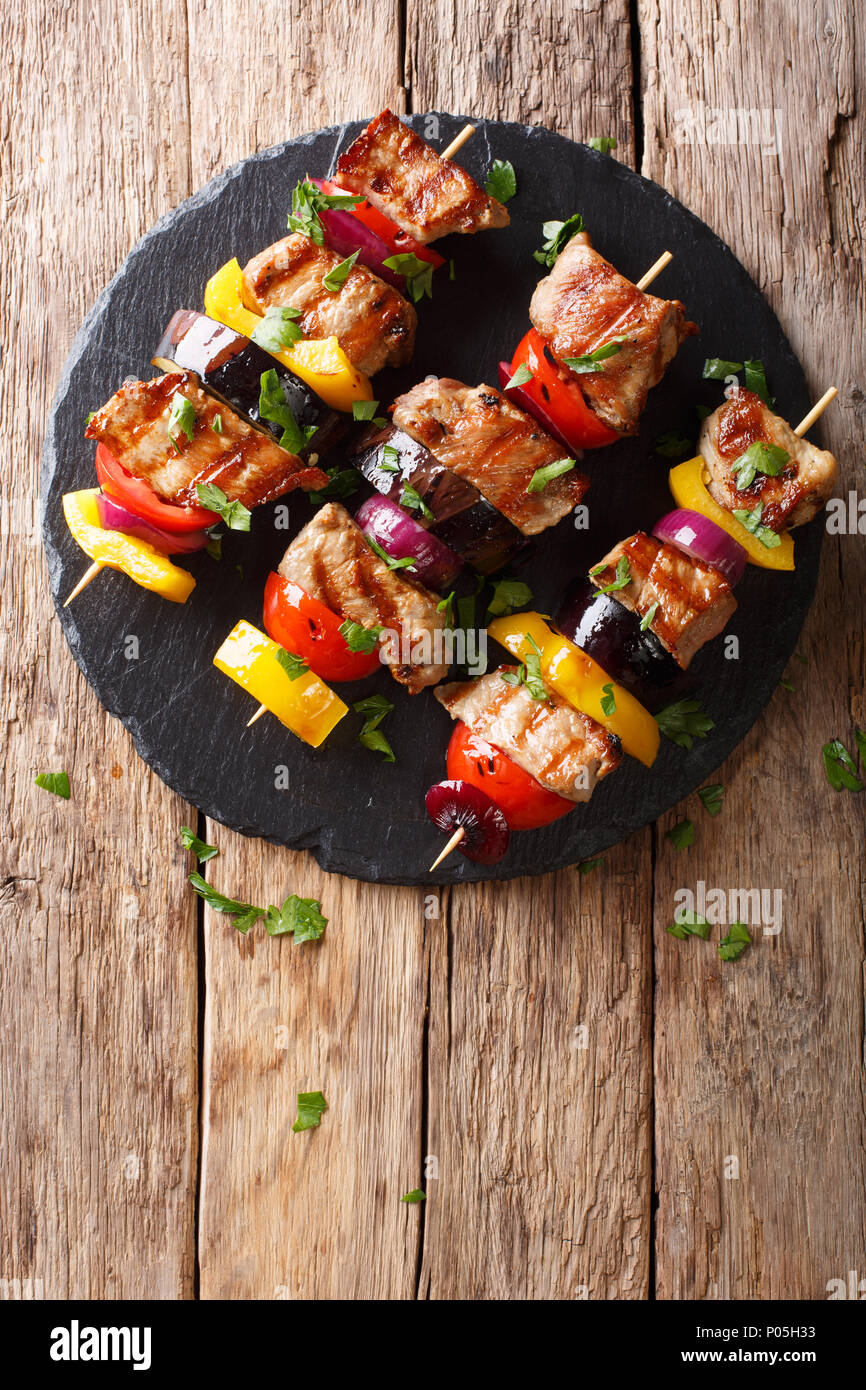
(34, 771, 70, 799)
(666, 818, 694, 850)
(188, 872, 265, 934)
(697, 783, 725, 817)
(401, 1188, 427, 1204)
(180, 826, 219, 862)
(265, 895, 327, 942)
(822, 738, 864, 792)
(292, 1091, 327, 1132)
(718, 921, 751, 962)
(666, 909, 711, 940)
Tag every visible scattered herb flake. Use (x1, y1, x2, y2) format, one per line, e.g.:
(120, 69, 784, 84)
(354, 693, 395, 764)
(307, 465, 359, 506)
(382, 252, 434, 302)
(265, 895, 327, 943)
(34, 771, 70, 800)
(562, 336, 626, 374)
(588, 136, 617, 153)
(259, 368, 317, 455)
(778, 676, 795, 692)
(534, 212, 585, 268)
(292, 1090, 327, 1132)
(401, 1188, 427, 1204)
(484, 158, 516, 203)
(600, 682, 617, 717)
(322, 249, 360, 291)
(718, 921, 751, 962)
(527, 456, 576, 493)
(180, 826, 219, 862)
(352, 399, 380, 422)
(702, 357, 743, 381)
(167, 392, 196, 445)
(188, 872, 265, 934)
(578, 857, 604, 875)
(732, 501, 782, 549)
(364, 534, 416, 571)
(275, 648, 310, 681)
(251, 305, 303, 352)
(339, 620, 382, 655)
(697, 783, 724, 817)
(731, 439, 789, 490)
(287, 178, 364, 244)
(195, 482, 251, 532)
(653, 430, 694, 459)
(656, 698, 715, 750)
(667, 909, 711, 940)
(639, 601, 659, 632)
(595, 554, 631, 595)
(743, 358, 774, 405)
(822, 738, 864, 792)
(504, 362, 533, 390)
(666, 818, 694, 850)
(486, 577, 533, 618)
(400, 482, 434, 521)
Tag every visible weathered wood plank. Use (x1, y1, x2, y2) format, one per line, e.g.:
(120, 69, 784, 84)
(409, 1, 653, 1300)
(188, 0, 426, 1299)
(641, 0, 866, 1298)
(0, 0, 198, 1298)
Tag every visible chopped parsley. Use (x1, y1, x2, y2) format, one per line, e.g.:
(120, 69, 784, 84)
(380, 443, 400, 473)
(527, 456, 576, 493)
(188, 872, 265, 934)
(206, 533, 223, 561)
(778, 676, 795, 692)
(448, 259, 456, 281)
(718, 921, 751, 962)
(34, 771, 70, 799)
(504, 362, 533, 390)
(639, 601, 659, 632)
(731, 439, 789, 490)
(744, 358, 774, 405)
(354, 694, 395, 763)
(588, 136, 617, 154)
(822, 738, 863, 792)
(265, 894, 327, 942)
(697, 783, 725, 817)
(484, 158, 516, 203)
(653, 430, 693, 459)
(501, 634, 548, 702)
(322, 249, 360, 292)
(578, 857, 604, 875)
(364, 534, 416, 571)
(486, 577, 533, 618)
(667, 909, 711, 940)
(275, 648, 310, 681)
(401, 1188, 427, 1204)
(287, 178, 363, 244)
(534, 212, 585, 268)
(211, 413, 223, 434)
(195, 482, 251, 532)
(666, 818, 694, 850)
(437, 590, 455, 626)
(655, 698, 714, 750)
(702, 357, 743, 381)
(600, 682, 617, 717)
(594, 554, 631, 595)
(167, 392, 196, 445)
(292, 1090, 327, 1132)
(731, 500, 782, 549)
(352, 398, 385, 424)
(339, 620, 382, 654)
(400, 482, 434, 521)
(179, 826, 219, 862)
(258, 369, 317, 454)
(562, 336, 625, 374)
(251, 305, 303, 352)
(307, 465, 359, 505)
(382, 252, 435, 302)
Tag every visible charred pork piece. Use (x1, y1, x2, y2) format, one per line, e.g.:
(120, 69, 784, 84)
(698, 387, 838, 530)
(391, 379, 589, 536)
(530, 231, 697, 435)
(241, 233, 416, 377)
(153, 310, 345, 459)
(335, 108, 510, 244)
(85, 371, 327, 508)
(435, 667, 622, 802)
(278, 502, 448, 694)
(348, 423, 526, 573)
(590, 531, 736, 670)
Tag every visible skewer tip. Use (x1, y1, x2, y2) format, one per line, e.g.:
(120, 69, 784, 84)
(793, 386, 838, 437)
(246, 704, 268, 727)
(63, 561, 102, 607)
(428, 824, 466, 872)
(440, 124, 475, 162)
(635, 250, 673, 292)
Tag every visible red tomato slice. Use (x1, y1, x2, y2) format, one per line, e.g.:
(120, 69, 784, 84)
(446, 721, 574, 831)
(95, 444, 219, 534)
(318, 178, 444, 268)
(511, 327, 621, 450)
(263, 572, 382, 683)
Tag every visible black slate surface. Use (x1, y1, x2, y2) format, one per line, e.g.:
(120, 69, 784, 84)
(41, 114, 822, 885)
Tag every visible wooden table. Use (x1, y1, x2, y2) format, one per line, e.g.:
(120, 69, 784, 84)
(3, 0, 864, 1301)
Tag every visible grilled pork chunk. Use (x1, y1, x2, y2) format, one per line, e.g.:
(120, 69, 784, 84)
(435, 667, 622, 802)
(590, 532, 735, 670)
(391, 378, 589, 536)
(85, 371, 326, 508)
(241, 233, 416, 377)
(699, 387, 838, 530)
(335, 108, 510, 244)
(278, 502, 448, 694)
(529, 231, 697, 435)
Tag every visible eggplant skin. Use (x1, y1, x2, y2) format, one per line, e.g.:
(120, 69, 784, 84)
(154, 310, 346, 458)
(349, 423, 525, 574)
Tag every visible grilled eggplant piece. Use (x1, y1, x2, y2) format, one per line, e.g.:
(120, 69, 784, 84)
(85, 371, 327, 508)
(153, 310, 345, 459)
(348, 423, 525, 574)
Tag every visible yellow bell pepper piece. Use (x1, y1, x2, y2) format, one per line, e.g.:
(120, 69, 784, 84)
(204, 258, 373, 412)
(214, 619, 347, 748)
(669, 456, 794, 571)
(62, 489, 196, 603)
(488, 612, 659, 767)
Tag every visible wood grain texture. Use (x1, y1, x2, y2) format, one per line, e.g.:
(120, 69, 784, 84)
(640, 0, 866, 1298)
(188, 0, 427, 1300)
(410, 1, 653, 1300)
(0, 0, 198, 1298)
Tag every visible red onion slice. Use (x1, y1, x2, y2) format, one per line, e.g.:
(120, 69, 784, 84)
(309, 179, 404, 289)
(652, 508, 747, 586)
(497, 361, 580, 457)
(96, 492, 211, 555)
(355, 495, 463, 590)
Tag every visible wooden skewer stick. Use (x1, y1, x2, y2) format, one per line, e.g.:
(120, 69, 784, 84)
(246, 704, 267, 727)
(441, 124, 475, 161)
(429, 825, 466, 872)
(794, 386, 838, 438)
(63, 561, 102, 607)
(635, 250, 673, 292)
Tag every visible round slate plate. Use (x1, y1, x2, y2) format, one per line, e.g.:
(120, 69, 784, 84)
(42, 114, 822, 885)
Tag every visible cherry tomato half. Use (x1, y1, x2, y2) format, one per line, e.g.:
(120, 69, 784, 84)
(446, 721, 574, 831)
(263, 572, 382, 683)
(94, 444, 219, 534)
(511, 327, 621, 451)
(318, 178, 444, 268)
